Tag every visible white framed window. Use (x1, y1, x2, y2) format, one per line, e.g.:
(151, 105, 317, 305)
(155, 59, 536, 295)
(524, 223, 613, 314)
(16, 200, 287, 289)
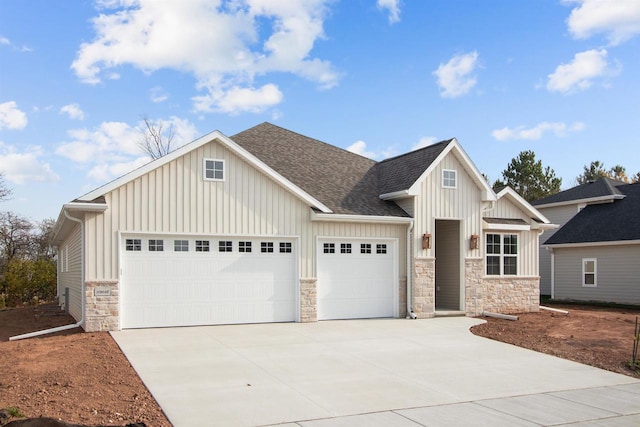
(261, 242, 274, 253)
(218, 240, 232, 252)
(361, 243, 372, 254)
(126, 238, 142, 251)
(149, 239, 164, 252)
(279, 242, 292, 253)
(323, 243, 335, 254)
(340, 243, 352, 254)
(486, 233, 518, 276)
(203, 158, 225, 181)
(442, 169, 457, 188)
(196, 240, 210, 252)
(376, 244, 387, 254)
(582, 258, 597, 287)
(174, 240, 189, 252)
(239, 241, 252, 253)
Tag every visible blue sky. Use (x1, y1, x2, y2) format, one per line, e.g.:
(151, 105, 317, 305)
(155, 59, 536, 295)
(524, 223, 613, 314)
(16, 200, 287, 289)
(1, 0, 639, 221)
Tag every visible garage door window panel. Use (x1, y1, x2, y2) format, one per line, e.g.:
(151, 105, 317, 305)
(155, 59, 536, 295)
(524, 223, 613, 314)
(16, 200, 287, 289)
(261, 242, 274, 253)
(279, 242, 292, 253)
(174, 240, 189, 252)
(219, 241, 232, 252)
(323, 243, 335, 254)
(239, 241, 252, 252)
(196, 240, 210, 252)
(126, 239, 142, 251)
(340, 243, 352, 254)
(148, 239, 164, 252)
(361, 243, 371, 254)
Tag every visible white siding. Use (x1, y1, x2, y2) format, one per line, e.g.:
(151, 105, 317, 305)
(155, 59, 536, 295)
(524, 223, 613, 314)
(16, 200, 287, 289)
(58, 223, 83, 321)
(553, 244, 640, 305)
(395, 197, 414, 217)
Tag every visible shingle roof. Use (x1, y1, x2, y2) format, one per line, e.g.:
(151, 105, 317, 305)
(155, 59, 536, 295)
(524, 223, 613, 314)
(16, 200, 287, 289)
(544, 183, 640, 245)
(376, 139, 453, 195)
(230, 122, 409, 217)
(532, 177, 626, 206)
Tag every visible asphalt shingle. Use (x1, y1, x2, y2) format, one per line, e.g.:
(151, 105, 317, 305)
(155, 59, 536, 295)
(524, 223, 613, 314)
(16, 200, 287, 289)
(532, 177, 625, 206)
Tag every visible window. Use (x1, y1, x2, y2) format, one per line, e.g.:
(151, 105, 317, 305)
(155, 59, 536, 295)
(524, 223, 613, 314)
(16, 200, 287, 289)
(486, 233, 518, 276)
(583, 259, 597, 287)
(196, 240, 210, 252)
(279, 242, 292, 253)
(218, 241, 232, 252)
(376, 244, 387, 254)
(442, 169, 457, 188)
(323, 243, 335, 254)
(204, 159, 224, 181)
(149, 239, 164, 252)
(361, 243, 372, 254)
(126, 238, 142, 251)
(340, 243, 352, 254)
(239, 241, 252, 253)
(261, 242, 274, 253)
(174, 240, 189, 252)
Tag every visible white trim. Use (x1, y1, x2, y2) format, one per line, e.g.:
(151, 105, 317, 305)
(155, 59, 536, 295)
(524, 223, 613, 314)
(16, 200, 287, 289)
(75, 130, 333, 213)
(533, 194, 624, 209)
(310, 211, 413, 224)
(582, 258, 597, 287)
(442, 169, 457, 189)
(379, 190, 410, 200)
(544, 239, 640, 249)
(64, 202, 109, 212)
(203, 158, 225, 182)
(496, 187, 551, 224)
(483, 222, 531, 231)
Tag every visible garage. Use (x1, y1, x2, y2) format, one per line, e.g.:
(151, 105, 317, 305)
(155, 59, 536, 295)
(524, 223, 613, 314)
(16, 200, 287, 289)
(121, 235, 297, 329)
(317, 238, 397, 320)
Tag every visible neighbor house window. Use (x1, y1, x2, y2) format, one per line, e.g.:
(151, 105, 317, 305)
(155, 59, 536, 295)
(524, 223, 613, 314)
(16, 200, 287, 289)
(361, 243, 372, 254)
(261, 242, 274, 253)
(149, 239, 164, 252)
(126, 239, 142, 251)
(279, 242, 292, 253)
(218, 241, 232, 252)
(376, 244, 387, 254)
(442, 169, 457, 188)
(323, 243, 335, 254)
(203, 159, 225, 181)
(486, 233, 518, 275)
(239, 241, 252, 253)
(340, 243, 352, 254)
(582, 258, 597, 287)
(174, 240, 189, 252)
(196, 240, 210, 252)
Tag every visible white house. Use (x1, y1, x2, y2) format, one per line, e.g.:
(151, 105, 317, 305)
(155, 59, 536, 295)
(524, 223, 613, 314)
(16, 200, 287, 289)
(52, 123, 553, 331)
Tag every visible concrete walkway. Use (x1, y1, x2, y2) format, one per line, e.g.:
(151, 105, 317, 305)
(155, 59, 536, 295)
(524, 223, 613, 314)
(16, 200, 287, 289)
(111, 318, 640, 426)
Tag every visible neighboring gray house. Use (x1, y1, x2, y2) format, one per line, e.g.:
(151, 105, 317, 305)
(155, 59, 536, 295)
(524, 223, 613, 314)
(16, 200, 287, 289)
(52, 123, 552, 331)
(533, 179, 640, 304)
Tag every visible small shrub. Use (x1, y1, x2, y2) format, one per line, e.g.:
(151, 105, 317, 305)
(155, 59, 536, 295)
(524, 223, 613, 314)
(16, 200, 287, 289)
(6, 406, 24, 418)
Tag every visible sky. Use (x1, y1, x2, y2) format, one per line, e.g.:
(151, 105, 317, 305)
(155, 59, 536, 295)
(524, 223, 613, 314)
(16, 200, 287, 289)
(1, 0, 639, 222)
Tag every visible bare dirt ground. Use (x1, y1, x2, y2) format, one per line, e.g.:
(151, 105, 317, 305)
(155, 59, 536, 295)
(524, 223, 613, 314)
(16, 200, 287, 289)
(1, 303, 639, 425)
(471, 303, 640, 378)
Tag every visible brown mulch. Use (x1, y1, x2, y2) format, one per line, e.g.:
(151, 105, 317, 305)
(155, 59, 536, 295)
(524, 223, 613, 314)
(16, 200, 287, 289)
(471, 304, 640, 377)
(0, 304, 171, 426)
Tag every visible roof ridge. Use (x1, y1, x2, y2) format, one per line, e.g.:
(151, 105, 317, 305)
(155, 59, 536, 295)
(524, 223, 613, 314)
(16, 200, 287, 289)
(378, 138, 453, 164)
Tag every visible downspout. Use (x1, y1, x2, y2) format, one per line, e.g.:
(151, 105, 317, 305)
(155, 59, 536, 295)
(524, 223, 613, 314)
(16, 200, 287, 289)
(10, 210, 85, 341)
(407, 219, 417, 319)
(550, 249, 555, 300)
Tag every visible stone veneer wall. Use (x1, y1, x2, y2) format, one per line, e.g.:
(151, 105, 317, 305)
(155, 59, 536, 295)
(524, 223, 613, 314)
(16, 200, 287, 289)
(412, 258, 435, 318)
(84, 280, 119, 332)
(398, 277, 407, 318)
(299, 278, 317, 322)
(465, 258, 539, 316)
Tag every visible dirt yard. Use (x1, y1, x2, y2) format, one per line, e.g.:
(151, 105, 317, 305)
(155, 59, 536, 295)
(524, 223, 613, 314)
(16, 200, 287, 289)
(1, 303, 639, 425)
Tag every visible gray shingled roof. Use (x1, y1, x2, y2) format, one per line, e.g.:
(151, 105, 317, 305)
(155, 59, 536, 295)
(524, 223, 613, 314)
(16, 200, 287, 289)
(230, 123, 409, 217)
(376, 140, 452, 195)
(532, 177, 626, 206)
(544, 183, 640, 245)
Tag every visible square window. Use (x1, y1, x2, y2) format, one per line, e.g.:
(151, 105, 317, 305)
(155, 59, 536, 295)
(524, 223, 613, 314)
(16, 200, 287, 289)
(261, 242, 274, 253)
(503, 234, 518, 255)
(174, 240, 189, 252)
(442, 169, 457, 188)
(486, 256, 500, 275)
(204, 159, 224, 181)
(148, 239, 164, 252)
(323, 243, 335, 254)
(279, 242, 292, 253)
(218, 241, 232, 252)
(503, 256, 517, 275)
(376, 244, 387, 254)
(196, 240, 210, 252)
(340, 243, 352, 254)
(361, 243, 372, 254)
(486, 234, 500, 254)
(126, 239, 142, 251)
(239, 241, 252, 253)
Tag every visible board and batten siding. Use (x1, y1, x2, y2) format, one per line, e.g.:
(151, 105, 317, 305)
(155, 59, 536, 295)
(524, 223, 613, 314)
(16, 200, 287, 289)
(553, 244, 640, 305)
(58, 222, 83, 321)
(537, 204, 581, 295)
(83, 139, 407, 282)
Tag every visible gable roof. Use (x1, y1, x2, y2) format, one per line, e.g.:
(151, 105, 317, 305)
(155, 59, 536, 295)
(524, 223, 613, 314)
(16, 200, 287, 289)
(544, 183, 640, 245)
(495, 187, 551, 226)
(231, 123, 408, 217)
(532, 177, 626, 208)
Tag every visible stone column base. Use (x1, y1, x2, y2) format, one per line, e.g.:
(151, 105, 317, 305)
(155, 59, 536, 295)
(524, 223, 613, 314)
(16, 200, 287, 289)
(84, 280, 119, 332)
(300, 278, 317, 322)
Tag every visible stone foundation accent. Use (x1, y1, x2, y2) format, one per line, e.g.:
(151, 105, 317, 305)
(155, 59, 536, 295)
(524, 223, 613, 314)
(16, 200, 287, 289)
(465, 258, 485, 316)
(84, 280, 119, 332)
(398, 277, 407, 318)
(300, 278, 317, 322)
(412, 258, 435, 318)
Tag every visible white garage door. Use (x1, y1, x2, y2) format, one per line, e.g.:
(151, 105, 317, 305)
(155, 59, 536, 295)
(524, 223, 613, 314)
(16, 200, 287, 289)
(317, 239, 397, 320)
(121, 236, 297, 329)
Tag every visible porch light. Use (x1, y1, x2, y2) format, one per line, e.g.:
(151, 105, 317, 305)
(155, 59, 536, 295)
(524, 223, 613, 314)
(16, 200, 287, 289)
(422, 233, 431, 250)
(470, 234, 479, 250)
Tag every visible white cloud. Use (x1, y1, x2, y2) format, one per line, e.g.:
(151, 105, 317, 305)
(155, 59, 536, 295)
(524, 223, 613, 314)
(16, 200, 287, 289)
(150, 86, 168, 103)
(193, 84, 283, 114)
(346, 140, 396, 160)
(60, 103, 85, 120)
(377, 0, 401, 24)
(0, 101, 28, 130)
(547, 49, 613, 93)
(433, 51, 479, 98)
(491, 121, 586, 141)
(411, 136, 438, 151)
(565, 0, 640, 45)
(0, 36, 9, 45)
(71, 0, 338, 114)
(0, 143, 59, 184)
(88, 157, 151, 182)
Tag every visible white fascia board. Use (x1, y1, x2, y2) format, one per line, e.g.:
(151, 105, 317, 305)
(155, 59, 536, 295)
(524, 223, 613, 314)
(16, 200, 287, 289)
(497, 187, 550, 224)
(483, 222, 531, 231)
(544, 239, 640, 249)
(64, 202, 108, 212)
(531, 222, 559, 230)
(311, 211, 413, 224)
(379, 190, 410, 200)
(75, 130, 332, 213)
(533, 194, 624, 209)
(407, 139, 497, 202)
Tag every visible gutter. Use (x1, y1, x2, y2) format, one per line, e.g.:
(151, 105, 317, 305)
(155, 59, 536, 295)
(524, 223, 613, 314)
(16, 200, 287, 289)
(10, 210, 85, 341)
(407, 219, 417, 319)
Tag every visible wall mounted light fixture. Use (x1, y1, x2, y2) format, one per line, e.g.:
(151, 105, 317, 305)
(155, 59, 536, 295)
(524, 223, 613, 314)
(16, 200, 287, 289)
(470, 234, 479, 250)
(422, 233, 431, 250)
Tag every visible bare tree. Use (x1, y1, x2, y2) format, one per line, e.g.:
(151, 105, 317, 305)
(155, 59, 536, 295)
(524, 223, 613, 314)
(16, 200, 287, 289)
(0, 173, 12, 202)
(137, 116, 176, 159)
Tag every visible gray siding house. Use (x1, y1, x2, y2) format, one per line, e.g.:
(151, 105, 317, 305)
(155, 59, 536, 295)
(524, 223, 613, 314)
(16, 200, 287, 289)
(52, 123, 552, 331)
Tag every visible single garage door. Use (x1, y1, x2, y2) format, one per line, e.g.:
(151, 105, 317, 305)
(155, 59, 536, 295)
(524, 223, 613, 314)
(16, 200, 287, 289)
(317, 238, 397, 320)
(121, 235, 297, 329)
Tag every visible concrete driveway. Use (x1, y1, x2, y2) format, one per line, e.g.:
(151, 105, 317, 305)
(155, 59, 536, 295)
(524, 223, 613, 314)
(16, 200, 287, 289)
(111, 318, 640, 427)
